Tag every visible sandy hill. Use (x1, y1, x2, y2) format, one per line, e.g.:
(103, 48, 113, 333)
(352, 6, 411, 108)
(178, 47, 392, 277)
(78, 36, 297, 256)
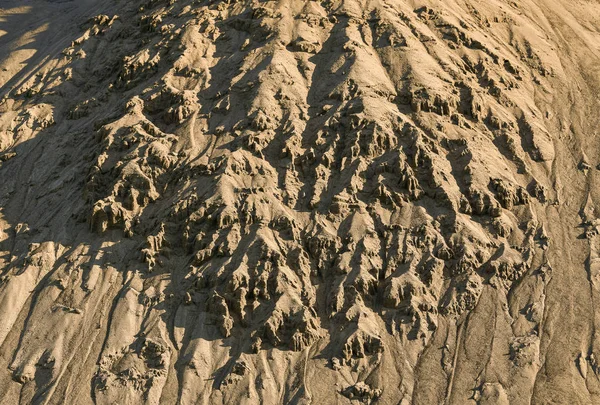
(0, 0, 600, 404)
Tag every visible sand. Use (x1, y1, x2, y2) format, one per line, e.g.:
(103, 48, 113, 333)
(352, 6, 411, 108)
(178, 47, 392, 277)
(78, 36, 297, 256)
(0, 0, 600, 403)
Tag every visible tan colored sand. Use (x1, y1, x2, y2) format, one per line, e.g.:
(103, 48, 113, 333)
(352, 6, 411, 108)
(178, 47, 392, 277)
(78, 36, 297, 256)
(0, 0, 600, 403)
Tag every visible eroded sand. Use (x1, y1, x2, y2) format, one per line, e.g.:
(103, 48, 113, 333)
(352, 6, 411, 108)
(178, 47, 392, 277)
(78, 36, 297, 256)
(0, 0, 600, 404)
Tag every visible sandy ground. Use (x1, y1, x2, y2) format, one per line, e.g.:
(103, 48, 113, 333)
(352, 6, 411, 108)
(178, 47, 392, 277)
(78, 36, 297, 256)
(0, 0, 600, 404)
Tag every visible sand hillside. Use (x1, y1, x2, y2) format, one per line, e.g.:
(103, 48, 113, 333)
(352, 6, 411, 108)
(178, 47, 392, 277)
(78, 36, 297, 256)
(0, 0, 600, 403)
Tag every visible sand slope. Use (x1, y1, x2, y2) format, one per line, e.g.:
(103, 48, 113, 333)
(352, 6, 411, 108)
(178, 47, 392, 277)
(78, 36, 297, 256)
(0, 0, 600, 403)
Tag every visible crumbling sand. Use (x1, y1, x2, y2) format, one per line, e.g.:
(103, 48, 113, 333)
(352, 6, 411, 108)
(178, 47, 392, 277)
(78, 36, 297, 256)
(0, 0, 599, 404)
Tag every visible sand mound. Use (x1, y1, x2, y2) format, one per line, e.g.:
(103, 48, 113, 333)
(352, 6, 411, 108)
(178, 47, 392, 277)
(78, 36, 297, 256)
(0, 0, 600, 403)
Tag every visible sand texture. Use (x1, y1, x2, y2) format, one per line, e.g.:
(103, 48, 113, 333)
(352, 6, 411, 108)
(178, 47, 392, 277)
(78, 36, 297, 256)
(1, 0, 600, 403)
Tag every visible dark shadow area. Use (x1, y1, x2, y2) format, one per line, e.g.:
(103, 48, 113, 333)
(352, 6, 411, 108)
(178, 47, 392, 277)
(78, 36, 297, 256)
(0, 0, 112, 98)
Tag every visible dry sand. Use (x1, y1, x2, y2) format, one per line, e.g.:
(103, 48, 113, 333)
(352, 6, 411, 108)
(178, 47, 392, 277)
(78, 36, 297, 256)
(0, 0, 600, 403)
